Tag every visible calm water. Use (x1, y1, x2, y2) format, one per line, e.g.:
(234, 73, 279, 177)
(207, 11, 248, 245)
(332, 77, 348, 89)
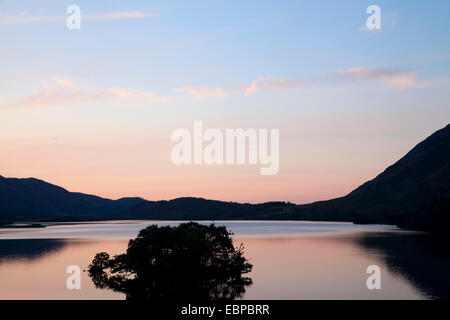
(0, 220, 448, 300)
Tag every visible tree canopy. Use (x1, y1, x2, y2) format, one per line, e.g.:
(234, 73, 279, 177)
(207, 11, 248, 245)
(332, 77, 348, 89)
(88, 222, 253, 300)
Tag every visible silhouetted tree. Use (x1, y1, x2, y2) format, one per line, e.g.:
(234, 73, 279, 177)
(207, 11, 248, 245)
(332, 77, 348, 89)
(88, 222, 252, 300)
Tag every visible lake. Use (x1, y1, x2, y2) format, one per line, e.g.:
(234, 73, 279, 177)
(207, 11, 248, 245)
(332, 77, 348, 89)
(0, 220, 448, 300)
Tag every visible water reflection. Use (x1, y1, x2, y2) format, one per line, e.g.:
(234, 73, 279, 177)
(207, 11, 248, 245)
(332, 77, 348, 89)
(0, 222, 447, 299)
(0, 239, 67, 263)
(0, 239, 126, 300)
(355, 232, 450, 299)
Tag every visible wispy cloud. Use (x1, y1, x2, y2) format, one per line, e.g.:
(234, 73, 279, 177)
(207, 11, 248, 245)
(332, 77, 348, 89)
(1, 67, 433, 109)
(10, 78, 169, 108)
(85, 12, 156, 20)
(325, 67, 426, 89)
(242, 67, 427, 95)
(244, 77, 302, 95)
(174, 86, 226, 99)
(383, 12, 398, 28)
(0, 11, 156, 25)
(357, 25, 383, 33)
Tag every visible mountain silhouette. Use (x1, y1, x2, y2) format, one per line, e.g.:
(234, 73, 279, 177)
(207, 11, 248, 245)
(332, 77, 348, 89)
(273, 123, 450, 231)
(0, 176, 145, 221)
(1, 124, 449, 231)
(127, 198, 294, 220)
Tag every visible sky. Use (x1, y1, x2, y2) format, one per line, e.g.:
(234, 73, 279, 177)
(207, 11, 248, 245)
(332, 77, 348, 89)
(0, 0, 449, 204)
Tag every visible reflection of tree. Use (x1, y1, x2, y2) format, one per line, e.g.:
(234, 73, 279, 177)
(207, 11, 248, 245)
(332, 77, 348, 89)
(0, 239, 66, 262)
(88, 222, 252, 300)
(356, 232, 450, 299)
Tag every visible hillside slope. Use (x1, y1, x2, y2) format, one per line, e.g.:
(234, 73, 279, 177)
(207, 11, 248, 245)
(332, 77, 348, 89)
(0, 176, 145, 221)
(269, 124, 450, 230)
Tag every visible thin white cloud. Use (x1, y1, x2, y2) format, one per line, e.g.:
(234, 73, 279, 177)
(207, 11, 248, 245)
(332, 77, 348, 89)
(357, 25, 383, 32)
(243, 67, 428, 96)
(244, 77, 302, 96)
(86, 12, 156, 20)
(10, 77, 169, 108)
(384, 12, 398, 28)
(2, 67, 435, 109)
(174, 86, 226, 99)
(332, 67, 426, 89)
(0, 11, 156, 25)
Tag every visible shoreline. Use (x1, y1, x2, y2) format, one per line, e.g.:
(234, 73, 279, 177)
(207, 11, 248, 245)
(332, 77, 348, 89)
(0, 223, 46, 229)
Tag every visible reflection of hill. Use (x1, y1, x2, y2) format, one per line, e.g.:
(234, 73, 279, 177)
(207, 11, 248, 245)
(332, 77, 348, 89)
(355, 232, 450, 299)
(0, 239, 66, 262)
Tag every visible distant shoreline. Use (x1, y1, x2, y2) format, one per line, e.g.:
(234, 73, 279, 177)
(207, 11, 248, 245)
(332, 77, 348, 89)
(0, 218, 436, 233)
(0, 223, 46, 229)
(1, 218, 393, 227)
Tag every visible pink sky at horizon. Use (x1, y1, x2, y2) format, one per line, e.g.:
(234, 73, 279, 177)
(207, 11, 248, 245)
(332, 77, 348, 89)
(1, 112, 444, 205)
(1, 85, 448, 205)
